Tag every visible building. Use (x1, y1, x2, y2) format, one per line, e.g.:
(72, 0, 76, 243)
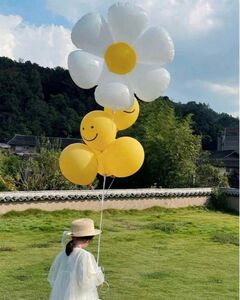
(217, 127, 239, 153)
(7, 134, 82, 156)
(209, 150, 239, 174)
(211, 127, 239, 188)
(0, 143, 11, 153)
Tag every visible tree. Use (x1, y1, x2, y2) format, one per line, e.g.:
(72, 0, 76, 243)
(114, 99, 201, 188)
(173, 101, 238, 150)
(0, 152, 20, 191)
(0, 139, 78, 191)
(195, 151, 229, 187)
(18, 140, 77, 190)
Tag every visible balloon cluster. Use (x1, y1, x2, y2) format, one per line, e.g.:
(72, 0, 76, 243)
(59, 3, 174, 186)
(60, 99, 144, 185)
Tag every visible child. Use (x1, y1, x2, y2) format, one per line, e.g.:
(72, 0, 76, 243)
(48, 218, 104, 300)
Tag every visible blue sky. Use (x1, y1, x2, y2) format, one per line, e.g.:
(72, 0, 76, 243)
(0, 0, 238, 117)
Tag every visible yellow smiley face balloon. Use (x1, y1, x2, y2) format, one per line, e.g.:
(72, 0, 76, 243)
(80, 111, 117, 152)
(104, 98, 139, 130)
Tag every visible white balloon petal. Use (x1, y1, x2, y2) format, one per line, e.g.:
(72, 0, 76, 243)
(95, 82, 134, 110)
(68, 50, 103, 89)
(97, 64, 124, 84)
(130, 65, 170, 101)
(71, 13, 113, 57)
(108, 3, 148, 43)
(68, 5, 174, 108)
(134, 27, 174, 65)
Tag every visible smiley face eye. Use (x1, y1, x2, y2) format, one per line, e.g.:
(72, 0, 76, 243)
(82, 127, 85, 130)
(91, 126, 94, 129)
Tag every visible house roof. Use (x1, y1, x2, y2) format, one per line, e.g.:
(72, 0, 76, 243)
(0, 187, 238, 204)
(0, 143, 10, 149)
(209, 150, 239, 160)
(209, 150, 239, 168)
(8, 135, 36, 146)
(225, 127, 239, 136)
(0, 188, 213, 203)
(7, 134, 82, 148)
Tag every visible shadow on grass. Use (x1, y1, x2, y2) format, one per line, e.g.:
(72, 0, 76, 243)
(13, 274, 29, 281)
(0, 245, 16, 252)
(146, 222, 178, 233)
(141, 271, 170, 279)
(1, 206, 191, 218)
(29, 238, 60, 248)
(212, 232, 239, 246)
(1, 209, 95, 218)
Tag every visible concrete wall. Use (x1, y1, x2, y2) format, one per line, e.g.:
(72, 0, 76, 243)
(220, 188, 239, 213)
(0, 188, 238, 214)
(0, 188, 212, 214)
(225, 196, 239, 212)
(0, 196, 210, 214)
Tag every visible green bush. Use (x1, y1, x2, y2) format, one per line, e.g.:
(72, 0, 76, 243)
(208, 189, 229, 212)
(0, 141, 78, 191)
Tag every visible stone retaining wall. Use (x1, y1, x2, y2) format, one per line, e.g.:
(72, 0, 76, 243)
(0, 188, 238, 214)
(220, 188, 239, 212)
(0, 188, 212, 214)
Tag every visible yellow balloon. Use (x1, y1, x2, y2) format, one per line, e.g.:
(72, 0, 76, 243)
(104, 42, 137, 75)
(80, 111, 117, 151)
(59, 143, 98, 185)
(96, 152, 112, 177)
(101, 137, 144, 177)
(104, 98, 139, 130)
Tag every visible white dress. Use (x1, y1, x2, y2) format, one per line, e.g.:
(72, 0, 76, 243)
(48, 247, 104, 300)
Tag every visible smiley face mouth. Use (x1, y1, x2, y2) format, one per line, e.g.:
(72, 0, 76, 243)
(123, 109, 135, 114)
(82, 133, 98, 142)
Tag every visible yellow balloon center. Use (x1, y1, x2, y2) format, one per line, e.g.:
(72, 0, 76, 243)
(104, 42, 136, 74)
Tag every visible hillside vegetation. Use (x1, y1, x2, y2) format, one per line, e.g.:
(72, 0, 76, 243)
(0, 57, 238, 150)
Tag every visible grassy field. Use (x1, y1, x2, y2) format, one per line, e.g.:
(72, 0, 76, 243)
(0, 207, 238, 300)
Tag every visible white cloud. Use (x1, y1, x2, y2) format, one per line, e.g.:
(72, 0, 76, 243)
(46, 0, 223, 35)
(229, 111, 239, 118)
(189, 80, 239, 101)
(0, 14, 74, 68)
(47, 0, 91, 23)
(183, 79, 239, 117)
(189, 0, 216, 31)
(144, 0, 223, 36)
(46, 0, 113, 23)
(0, 15, 22, 58)
(192, 80, 239, 96)
(206, 82, 239, 96)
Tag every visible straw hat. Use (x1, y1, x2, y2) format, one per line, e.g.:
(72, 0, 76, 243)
(70, 218, 101, 237)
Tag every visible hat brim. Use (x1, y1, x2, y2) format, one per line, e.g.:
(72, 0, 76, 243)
(71, 229, 101, 237)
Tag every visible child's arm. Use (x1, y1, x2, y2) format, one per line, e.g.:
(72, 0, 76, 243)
(95, 264, 105, 287)
(77, 252, 104, 288)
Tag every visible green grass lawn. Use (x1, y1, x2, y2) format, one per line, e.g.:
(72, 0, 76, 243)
(0, 207, 238, 300)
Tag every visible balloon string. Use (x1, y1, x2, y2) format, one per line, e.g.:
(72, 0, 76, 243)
(89, 176, 115, 265)
(89, 176, 115, 201)
(105, 176, 115, 195)
(97, 175, 107, 266)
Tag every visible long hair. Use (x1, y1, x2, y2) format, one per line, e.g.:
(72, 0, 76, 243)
(65, 236, 94, 256)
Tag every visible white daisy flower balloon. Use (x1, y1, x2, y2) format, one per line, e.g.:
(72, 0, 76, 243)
(68, 3, 174, 110)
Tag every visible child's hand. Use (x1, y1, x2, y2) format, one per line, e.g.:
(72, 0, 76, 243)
(98, 281, 109, 289)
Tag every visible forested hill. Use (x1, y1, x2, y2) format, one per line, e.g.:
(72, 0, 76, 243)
(0, 57, 238, 149)
(174, 102, 238, 150)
